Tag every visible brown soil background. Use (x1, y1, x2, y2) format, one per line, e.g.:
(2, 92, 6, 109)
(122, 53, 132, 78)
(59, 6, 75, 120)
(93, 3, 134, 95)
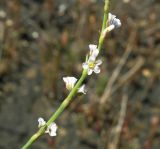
(0, 0, 160, 149)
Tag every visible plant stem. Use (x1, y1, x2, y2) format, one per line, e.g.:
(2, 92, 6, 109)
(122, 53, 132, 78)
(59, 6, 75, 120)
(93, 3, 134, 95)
(46, 70, 87, 125)
(98, 0, 110, 52)
(21, 0, 110, 148)
(21, 126, 46, 149)
(22, 70, 87, 149)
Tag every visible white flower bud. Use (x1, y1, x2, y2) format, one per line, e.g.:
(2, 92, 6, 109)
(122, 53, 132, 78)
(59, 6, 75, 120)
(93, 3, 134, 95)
(108, 13, 121, 28)
(63, 77, 77, 91)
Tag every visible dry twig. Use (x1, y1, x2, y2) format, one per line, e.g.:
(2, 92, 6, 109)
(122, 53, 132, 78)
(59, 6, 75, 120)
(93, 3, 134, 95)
(100, 31, 136, 105)
(107, 93, 128, 149)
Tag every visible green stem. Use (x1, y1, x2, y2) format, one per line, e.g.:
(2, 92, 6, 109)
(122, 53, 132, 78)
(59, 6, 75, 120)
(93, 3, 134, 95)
(21, 126, 46, 149)
(22, 70, 87, 149)
(98, 0, 110, 51)
(46, 70, 87, 125)
(21, 0, 110, 148)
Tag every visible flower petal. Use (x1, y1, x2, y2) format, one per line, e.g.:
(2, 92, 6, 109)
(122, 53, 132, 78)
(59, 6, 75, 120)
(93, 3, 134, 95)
(88, 69, 93, 75)
(88, 55, 96, 62)
(63, 77, 77, 90)
(78, 84, 87, 94)
(115, 19, 121, 28)
(96, 59, 102, 65)
(38, 117, 46, 127)
(45, 122, 58, 137)
(89, 44, 99, 59)
(49, 131, 57, 137)
(94, 65, 100, 74)
(108, 13, 121, 28)
(49, 123, 57, 136)
(89, 44, 97, 52)
(92, 49, 99, 57)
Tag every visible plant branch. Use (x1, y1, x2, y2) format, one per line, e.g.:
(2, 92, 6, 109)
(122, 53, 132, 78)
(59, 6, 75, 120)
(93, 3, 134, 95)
(21, 0, 110, 148)
(98, 0, 110, 52)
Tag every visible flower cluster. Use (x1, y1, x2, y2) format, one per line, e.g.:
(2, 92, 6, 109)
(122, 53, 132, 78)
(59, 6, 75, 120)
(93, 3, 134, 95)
(38, 118, 57, 137)
(63, 12, 121, 92)
(37, 12, 121, 139)
(82, 44, 102, 75)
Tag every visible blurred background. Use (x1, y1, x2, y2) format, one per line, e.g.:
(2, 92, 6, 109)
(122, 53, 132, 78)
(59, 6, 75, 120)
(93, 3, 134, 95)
(0, 0, 160, 149)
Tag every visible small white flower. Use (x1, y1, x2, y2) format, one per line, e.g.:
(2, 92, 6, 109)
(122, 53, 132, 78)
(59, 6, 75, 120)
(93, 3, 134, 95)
(38, 117, 58, 137)
(78, 84, 87, 94)
(89, 44, 99, 56)
(82, 44, 102, 75)
(45, 122, 58, 137)
(63, 76, 87, 94)
(63, 77, 77, 91)
(102, 13, 121, 35)
(88, 44, 99, 61)
(83, 59, 102, 75)
(108, 13, 121, 29)
(38, 117, 46, 128)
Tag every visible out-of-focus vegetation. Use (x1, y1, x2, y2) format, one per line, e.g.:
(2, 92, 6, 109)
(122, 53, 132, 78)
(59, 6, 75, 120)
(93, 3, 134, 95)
(0, 0, 160, 149)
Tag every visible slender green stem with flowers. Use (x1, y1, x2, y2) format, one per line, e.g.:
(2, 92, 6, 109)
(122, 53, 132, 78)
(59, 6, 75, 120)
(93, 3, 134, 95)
(98, 0, 110, 51)
(21, 0, 121, 148)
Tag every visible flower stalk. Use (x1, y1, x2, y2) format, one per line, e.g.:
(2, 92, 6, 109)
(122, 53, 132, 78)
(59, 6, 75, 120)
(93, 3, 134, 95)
(98, 0, 110, 52)
(22, 70, 88, 149)
(22, 0, 112, 148)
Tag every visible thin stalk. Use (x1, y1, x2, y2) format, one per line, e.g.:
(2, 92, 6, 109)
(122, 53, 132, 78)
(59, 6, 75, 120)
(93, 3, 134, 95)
(46, 69, 87, 125)
(98, 0, 110, 51)
(22, 70, 87, 149)
(21, 0, 110, 148)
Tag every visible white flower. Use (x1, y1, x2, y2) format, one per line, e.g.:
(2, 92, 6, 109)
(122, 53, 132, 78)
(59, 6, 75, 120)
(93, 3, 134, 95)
(102, 13, 121, 35)
(45, 122, 58, 137)
(83, 59, 102, 75)
(38, 117, 58, 137)
(38, 117, 46, 127)
(63, 77, 77, 91)
(82, 44, 102, 75)
(108, 13, 121, 28)
(78, 84, 87, 94)
(88, 44, 99, 61)
(63, 76, 86, 94)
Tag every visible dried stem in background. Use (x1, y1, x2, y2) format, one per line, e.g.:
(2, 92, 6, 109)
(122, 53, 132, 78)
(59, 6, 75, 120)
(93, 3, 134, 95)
(108, 92, 128, 149)
(100, 31, 136, 105)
